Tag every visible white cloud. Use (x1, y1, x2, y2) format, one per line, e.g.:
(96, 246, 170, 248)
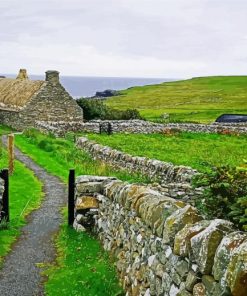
(0, 40, 207, 77)
(1, 0, 247, 77)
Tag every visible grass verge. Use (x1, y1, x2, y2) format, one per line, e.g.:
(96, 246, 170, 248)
(0, 149, 43, 265)
(0, 125, 13, 136)
(45, 211, 123, 296)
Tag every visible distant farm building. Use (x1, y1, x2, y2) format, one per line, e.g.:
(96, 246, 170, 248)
(0, 69, 83, 129)
(216, 114, 247, 123)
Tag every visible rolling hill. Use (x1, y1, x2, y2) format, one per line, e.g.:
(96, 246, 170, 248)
(106, 76, 247, 123)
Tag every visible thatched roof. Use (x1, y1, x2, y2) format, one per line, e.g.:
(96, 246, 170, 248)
(0, 71, 45, 111)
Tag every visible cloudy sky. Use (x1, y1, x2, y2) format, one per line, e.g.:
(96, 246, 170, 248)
(1, 0, 247, 78)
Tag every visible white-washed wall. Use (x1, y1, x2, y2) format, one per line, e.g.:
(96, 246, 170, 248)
(74, 176, 247, 296)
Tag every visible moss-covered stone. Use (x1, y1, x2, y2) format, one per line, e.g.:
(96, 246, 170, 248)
(202, 275, 217, 293)
(75, 196, 99, 210)
(104, 180, 124, 200)
(177, 289, 193, 296)
(174, 220, 211, 257)
(191, 219, 233, 274)
(124, 184, 147, 209)
(76, 181, 103, 194)
(226, 239, 247, 296)
(185, 271, 200, 292)
(213, 231, 247, 284)
(193, 283, 206, 296)
(163, 205, 203, 245)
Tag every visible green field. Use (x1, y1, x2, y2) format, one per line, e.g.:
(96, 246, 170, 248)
(106, 76, 247, 122)
(86, 132, 247, 172)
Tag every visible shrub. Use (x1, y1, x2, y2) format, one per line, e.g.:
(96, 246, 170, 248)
(37, 139, 53, 152)
(76, 98, 143, 121)
(194, 165, 247, 230)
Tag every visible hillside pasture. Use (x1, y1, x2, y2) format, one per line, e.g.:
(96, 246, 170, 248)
(106, 76, 247, 122)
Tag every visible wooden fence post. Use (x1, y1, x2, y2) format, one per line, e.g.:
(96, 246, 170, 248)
(1, 169, 9, 222)
(8, 134, 14, 175)
(68, 169, 75, 226)
(107, 122, 112, 135)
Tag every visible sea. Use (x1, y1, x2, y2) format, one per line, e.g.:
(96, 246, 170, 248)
(3, 74, 174, 98)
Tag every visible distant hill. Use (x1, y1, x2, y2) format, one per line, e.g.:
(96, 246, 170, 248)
(106, 76, 247, 123)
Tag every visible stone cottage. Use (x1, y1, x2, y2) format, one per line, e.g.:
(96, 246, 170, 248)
(0, 69, 83, 130)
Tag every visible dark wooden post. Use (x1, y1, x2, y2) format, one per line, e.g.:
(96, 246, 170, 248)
(107, 122, 112, 135)
(68, 169, 75, 226)
(1, 169, 9, 222)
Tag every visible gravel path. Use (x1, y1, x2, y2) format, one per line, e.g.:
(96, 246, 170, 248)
(0, 136, 67, 295)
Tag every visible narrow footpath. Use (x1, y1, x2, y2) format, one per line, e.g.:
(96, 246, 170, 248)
(0, 136, 67, 296)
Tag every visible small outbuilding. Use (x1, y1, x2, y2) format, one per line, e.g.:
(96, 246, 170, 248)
(0, 69, 83, 130)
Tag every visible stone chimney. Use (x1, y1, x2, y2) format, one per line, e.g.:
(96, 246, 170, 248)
(45, 70, 60, 84)
(16, 69, 28, 79)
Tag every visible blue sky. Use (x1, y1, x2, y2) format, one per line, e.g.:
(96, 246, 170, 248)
(1, 0, 247, 77)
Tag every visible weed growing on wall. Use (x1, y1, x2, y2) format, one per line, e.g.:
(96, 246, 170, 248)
(194, 165, 247, 230)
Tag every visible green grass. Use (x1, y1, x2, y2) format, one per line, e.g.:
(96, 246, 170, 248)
(0, 150, 43, 265)
(0, 125, 13, 136)
(14, 130, 148, 183)
(45, 217, 123, 296)
(86, 132, 247, 172)
(106, 76, 247, 122)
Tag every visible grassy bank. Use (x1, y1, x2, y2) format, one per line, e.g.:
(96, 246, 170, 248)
(45, 219, 123, 296)
(0, 149, 43, 265)
(86, 132, 247, 172)
(106, 76, 247, 122)
(0, 125, 13, 136)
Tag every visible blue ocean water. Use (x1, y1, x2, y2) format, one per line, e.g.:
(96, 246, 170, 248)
(59, 76, 173, 98)
(2, 74, 174, 97)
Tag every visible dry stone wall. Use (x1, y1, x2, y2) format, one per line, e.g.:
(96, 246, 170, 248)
(81, 120, 247, 135)
(34, 119, 247, 136)
(76, 137, 200, 203)
(0, 110, 20, 129)
(74, 176, 247, 296)
(35, 120, 85, 136)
